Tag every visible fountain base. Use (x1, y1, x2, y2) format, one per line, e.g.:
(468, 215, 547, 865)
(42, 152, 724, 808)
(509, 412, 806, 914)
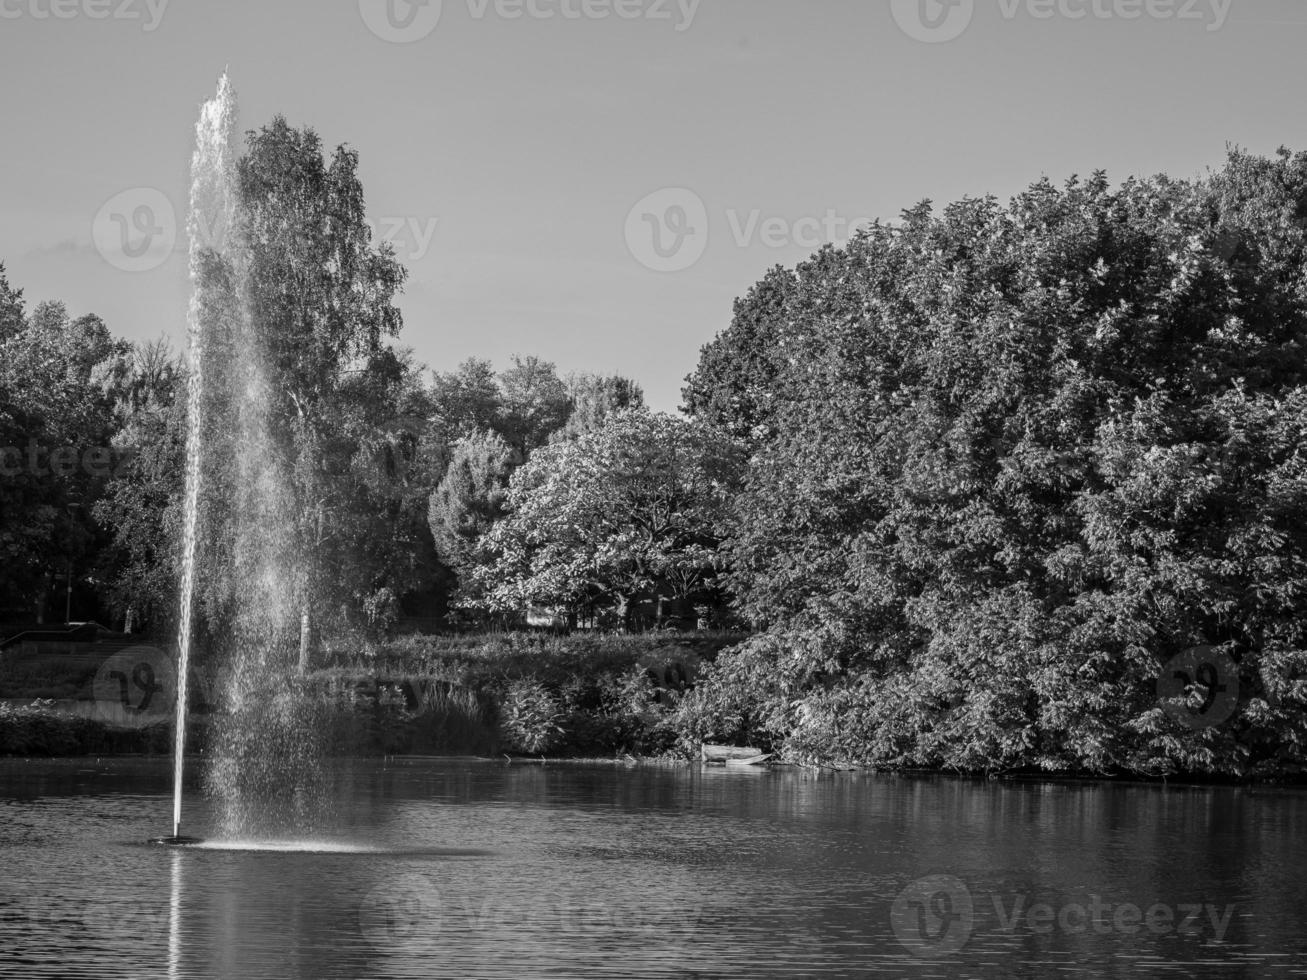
(150, 836, 205, 846)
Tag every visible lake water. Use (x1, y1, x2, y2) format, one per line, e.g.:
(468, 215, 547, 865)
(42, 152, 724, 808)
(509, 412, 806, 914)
(0, 758, 1304, 978)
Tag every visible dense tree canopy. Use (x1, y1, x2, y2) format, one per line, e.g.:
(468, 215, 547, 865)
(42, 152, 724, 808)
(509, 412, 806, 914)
(467, 410, 743, 628)
(428, 429, 514, 577)
(680, 149, 1307, 776)
(0, 288, 134, 622)
(552, 373, 645, 443)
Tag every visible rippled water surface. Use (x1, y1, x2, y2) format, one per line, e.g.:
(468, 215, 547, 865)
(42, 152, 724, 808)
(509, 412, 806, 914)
(1, 758, 1305, 978)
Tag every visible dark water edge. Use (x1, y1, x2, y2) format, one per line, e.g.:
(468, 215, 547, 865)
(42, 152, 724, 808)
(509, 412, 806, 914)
(4, 753, 1307, 791)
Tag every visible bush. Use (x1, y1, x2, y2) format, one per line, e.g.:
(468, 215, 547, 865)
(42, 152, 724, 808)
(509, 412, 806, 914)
(324, 631, 743, 758)
(498, 679, 564, 754)
(0, 700, 173, 756)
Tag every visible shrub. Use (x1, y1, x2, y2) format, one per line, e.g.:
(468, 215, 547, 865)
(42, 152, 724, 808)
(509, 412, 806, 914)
(498, 679, 564, 754)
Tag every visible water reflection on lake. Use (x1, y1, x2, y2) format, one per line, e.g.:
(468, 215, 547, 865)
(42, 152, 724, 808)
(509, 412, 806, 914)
(0, 758, 1304, 978)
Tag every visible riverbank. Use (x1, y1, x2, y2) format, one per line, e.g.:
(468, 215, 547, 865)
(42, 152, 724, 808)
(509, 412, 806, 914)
(0, 631, 745, 759)
(8, 629, 1304, 782)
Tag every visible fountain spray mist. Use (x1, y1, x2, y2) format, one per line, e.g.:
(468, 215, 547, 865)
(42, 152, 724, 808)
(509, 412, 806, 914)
(171, 73, 240, 841)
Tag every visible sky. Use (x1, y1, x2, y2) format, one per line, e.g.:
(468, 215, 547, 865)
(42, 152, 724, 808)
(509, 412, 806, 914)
(2, 0, 1307, 410)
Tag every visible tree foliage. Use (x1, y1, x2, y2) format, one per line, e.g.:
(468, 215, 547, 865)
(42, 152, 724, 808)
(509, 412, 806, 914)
(187, 115, 416, 641)
(552, 373, 645, 443)
(428, 429, 514, 577)
(468, 410, 743, 627)
(682, 149, 1307, 776)
(0, 292, 133, 622)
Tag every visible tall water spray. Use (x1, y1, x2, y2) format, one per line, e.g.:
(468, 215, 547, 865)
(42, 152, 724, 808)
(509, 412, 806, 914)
(170, 73, 333, 843)
(171, 73, 241, 841)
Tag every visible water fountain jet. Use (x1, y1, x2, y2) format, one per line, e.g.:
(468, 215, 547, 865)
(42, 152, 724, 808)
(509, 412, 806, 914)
(156, 70, 334, 846)
(154, 72, 241, 846)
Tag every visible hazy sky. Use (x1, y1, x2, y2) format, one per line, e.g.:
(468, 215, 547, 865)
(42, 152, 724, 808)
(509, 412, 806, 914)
(3, 0, 1306, 409)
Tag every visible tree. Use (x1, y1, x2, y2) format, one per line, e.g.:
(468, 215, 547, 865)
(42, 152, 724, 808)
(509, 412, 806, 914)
(0, 290, 132, 623)
(495, 355, 571, 457)
(0, 264, 26, 342)
(551, 373, 644, 442)
(430, 358, 502, 439)
(682, 150, 1307, 776)
(92, 347, 186, 630)
(428, 429, 514, 577)
(468, 410, 743, 628)
(191, 114, 411, 648)
(682, 264, 797, 442)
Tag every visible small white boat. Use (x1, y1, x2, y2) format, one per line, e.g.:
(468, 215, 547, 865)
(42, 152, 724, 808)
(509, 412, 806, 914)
(701, 743, 767, 763)
(724, 753, 772, 767)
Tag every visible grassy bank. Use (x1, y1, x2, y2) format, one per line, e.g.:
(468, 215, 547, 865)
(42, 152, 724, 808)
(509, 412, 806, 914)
(310, 631, 743, 757)
(0, 632, 745, 759)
